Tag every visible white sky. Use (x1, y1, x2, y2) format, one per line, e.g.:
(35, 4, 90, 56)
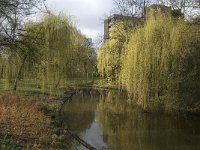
(45, 0, 114, 44)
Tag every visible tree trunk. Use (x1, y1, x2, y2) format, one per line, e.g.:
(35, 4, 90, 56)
(0, 66, 3, 78)
(13, 55, 27, 91)
(83, 62, 88, 81)
(55, 75, 62, 88)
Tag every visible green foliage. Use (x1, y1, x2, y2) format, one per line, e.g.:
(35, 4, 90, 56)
(51, 134, 66, 149)
(0, 13, 96, 93)
(0, 136, 21, 150)
(97, 19, 138, 82)
(97, 40, 122, 82)
(98, 13, 200, 111)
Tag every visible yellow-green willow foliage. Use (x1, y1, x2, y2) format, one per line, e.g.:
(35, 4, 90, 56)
(121, 15, 200, 110)
(35, 15, 96, 92)
(37, 15, 72, 91)
(97, 20, 139, 82)
(1, 14, 96, 92)
(97, 40, 122, 82)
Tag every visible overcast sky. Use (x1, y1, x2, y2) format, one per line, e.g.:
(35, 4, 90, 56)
(46, 0, 114, 45)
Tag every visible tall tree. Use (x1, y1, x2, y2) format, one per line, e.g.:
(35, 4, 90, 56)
(6, 14, 96, 91)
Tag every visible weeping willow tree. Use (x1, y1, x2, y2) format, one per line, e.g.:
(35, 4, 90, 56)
(97, 40, 123, 83)
(37, 15, 96, 93)
(36, 15, 73, 92)
(97, 19, 140, 83)
(120, 14, 200, 110)
(98, 12, 200, 111)
(1, 14, 96, 93)
(68, 28, 96, 79)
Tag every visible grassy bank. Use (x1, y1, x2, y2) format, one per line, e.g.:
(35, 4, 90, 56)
(0, 77, 102, 149)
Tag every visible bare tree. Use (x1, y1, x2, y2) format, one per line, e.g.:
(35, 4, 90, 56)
(157, 0, 200, 18)
(106, 0, 150, 43)
(0, 0, 47, 50)
(112, 0, 153, 17)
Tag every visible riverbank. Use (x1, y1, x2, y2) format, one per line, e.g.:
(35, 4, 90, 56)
(70, 83, 200, 115)
(0, 78, 116, 149)
(0, 89, 69, 149)
(0, 83, 199, 149)
(66, 83, 200, 115)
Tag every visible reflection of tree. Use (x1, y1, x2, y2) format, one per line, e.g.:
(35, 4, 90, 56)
(61, 94, 96, 133)
(96, 90, 200, 150)
(97, 90, 136, 150)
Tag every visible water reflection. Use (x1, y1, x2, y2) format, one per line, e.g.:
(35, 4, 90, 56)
(62, 89, 98, 132)
(62, 89, 200, 150)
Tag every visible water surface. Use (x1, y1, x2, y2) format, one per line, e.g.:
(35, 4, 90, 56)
(62, 89, 200, 150)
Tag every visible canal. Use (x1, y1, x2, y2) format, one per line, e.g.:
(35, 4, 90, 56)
(61, 89, 200, 150)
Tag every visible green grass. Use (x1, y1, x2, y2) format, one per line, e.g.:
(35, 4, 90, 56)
(0, 78, 103, 95)
(0, 136, 21, 150)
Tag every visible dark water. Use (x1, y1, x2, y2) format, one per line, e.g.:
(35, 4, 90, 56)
(61, 89, 200, 150)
